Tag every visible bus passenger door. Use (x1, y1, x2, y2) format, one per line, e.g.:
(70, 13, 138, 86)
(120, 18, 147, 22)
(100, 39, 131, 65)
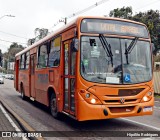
(63, 40, 76, 115)
(30, 54, 36, 98)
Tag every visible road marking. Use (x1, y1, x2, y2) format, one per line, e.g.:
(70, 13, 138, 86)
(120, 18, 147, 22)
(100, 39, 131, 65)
(0, 104, 28, 140)
(121, 118, 160, 131)
(135, 138, 158, 140)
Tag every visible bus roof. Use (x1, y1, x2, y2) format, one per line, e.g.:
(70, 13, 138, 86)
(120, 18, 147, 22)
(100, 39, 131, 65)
(15, 18, 77, 57)
(15, 16, 147, 57)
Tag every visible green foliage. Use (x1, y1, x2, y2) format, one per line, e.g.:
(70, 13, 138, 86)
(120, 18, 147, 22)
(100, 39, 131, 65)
(153, 55, 160, 62)
(155, 94, 160, 98)
(109, 7, 160, 51)
(27, 38, 35, 46)
(132, 10, 160, 49)
(34, 28, 48, 40)
(3, 42, 24, 62)
(27, 28, 49, 46)
(109, 6, 133, 19)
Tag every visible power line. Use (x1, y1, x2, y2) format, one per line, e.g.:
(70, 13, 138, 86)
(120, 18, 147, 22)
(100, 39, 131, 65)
(50, 0, 110, 30)
(67, 0, 109, 19)
(134, 0, 160, 11)
(0, 30, 28, 39)
(0, 38, 26, 45)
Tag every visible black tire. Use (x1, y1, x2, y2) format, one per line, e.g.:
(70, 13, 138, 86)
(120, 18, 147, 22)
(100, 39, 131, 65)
(21, 85, 26, 100)
(50, 94, 59, 118)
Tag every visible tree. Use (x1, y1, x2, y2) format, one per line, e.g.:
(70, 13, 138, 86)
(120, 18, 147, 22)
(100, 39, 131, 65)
(34, 28, 48, 40)
(2, 43, 25, 73)
(27, 38, 35, 46)
(7, 43, 24, 61)
(27, 28, 49, 46)
(109, 6, 133, 19)
(132, 10, 160, 49)
(3, 43, 24, 65)
(109, 7, 160, 51)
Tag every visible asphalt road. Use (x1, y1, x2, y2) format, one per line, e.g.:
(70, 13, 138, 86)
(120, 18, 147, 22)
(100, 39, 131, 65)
(0, 79, 160, 140)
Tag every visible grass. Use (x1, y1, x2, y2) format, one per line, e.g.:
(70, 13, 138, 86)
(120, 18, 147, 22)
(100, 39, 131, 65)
(154, 94, 160, 98)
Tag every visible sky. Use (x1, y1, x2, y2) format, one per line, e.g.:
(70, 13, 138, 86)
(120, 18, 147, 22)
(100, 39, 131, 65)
(0, 0, 160, 53)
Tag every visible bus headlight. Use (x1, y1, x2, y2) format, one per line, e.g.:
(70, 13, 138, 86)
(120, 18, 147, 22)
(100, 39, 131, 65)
(143, 96, 148, 102)
(141, 92, 153, 102)
(79, 90, 102, 105)
(90, 98, 96, 104)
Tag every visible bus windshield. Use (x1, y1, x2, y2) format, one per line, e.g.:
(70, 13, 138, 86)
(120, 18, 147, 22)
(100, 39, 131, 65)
(80, 36, 152, 84)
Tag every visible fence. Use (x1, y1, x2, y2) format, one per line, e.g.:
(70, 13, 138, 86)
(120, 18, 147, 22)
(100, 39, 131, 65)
(153, 71, 160, 95)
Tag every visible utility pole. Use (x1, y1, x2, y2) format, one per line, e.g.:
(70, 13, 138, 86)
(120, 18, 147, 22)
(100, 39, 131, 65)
(64, 17, 67, 25)
(59, 17, 67, 25)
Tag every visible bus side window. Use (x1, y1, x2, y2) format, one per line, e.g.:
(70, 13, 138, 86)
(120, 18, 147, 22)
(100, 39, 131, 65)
(48, 36, 61, 67)
(25, 51, 30, 69)
(38, 44, 48, 68)
(20, 54, 25, 69)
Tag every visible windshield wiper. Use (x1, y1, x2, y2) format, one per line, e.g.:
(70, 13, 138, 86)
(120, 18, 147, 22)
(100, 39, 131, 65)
(125, 37, 139, 64)
(99, 34, 113, 67)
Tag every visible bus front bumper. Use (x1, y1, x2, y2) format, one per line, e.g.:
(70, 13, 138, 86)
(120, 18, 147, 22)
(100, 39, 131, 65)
(77, 96, 154, 121)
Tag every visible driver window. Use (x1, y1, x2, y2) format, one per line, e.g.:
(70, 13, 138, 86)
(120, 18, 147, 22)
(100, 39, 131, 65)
(48, 36, 61, 67)
(38, 44, 48, 68)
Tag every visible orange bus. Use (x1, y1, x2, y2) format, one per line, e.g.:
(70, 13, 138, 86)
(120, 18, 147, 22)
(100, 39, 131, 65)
(14, 16, 154, 121)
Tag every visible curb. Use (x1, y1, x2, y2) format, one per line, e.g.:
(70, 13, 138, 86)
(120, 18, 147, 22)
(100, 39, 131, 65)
(0, 98, 44, 140)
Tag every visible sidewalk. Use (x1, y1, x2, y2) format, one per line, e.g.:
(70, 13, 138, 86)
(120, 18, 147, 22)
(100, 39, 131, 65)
(0, 104, 22, 140)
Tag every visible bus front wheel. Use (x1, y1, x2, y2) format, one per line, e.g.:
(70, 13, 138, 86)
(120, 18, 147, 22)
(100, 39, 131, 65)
(50, 94, 59, 118)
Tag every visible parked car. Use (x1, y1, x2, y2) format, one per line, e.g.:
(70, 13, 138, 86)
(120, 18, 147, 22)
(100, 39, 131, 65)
(5, 74, 14, 80)
(4, 74, 9, 79)
(8, 74, 14, 80)
(0, 75, 4, 84)
(2, 74, 6, 78)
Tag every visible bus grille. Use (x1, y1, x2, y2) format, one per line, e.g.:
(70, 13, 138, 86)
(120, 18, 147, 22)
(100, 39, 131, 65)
(104, 99, 137, 104)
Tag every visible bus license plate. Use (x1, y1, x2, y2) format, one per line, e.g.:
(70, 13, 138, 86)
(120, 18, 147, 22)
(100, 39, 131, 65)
(143, 106, 152, 112)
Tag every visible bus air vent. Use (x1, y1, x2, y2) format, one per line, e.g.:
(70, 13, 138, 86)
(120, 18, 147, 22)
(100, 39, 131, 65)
(104, 99, 137, 104)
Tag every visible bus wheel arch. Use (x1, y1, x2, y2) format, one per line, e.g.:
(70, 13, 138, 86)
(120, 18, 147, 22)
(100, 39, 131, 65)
(48, 87, 60, 118)
(20, 82, 26, 100)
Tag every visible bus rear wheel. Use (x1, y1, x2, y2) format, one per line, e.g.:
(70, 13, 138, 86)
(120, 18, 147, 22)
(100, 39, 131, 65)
(50, 94, 59, 118)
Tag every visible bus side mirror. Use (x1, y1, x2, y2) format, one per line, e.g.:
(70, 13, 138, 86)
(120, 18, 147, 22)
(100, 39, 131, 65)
(151, 43, 155, 53)
(71, 39, 79, 52)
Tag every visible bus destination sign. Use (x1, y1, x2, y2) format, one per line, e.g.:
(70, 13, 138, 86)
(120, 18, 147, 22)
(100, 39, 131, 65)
(81, 19, 149, 38)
